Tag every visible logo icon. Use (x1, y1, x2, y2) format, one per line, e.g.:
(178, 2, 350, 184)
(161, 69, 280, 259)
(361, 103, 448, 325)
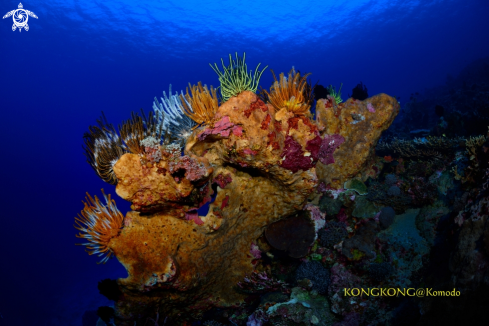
(3, 3, 38, 32)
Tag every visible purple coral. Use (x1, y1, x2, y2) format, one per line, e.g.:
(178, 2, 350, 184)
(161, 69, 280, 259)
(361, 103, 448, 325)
(280, 136, 316, 172)
(250, 243, 262, 259)
(280, 135, 324, 173)
(305, 135, 323, 159)
(318, 134, 345, 165)
(247, 312, 267, 326)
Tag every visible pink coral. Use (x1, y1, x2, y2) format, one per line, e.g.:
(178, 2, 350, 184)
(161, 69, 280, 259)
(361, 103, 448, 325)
(185, 209, 204, 225)
(198, 116, 241, 140)
(305, 204, 326, 234)
(367, 102, 375, 113)
(250, 243, 262, 259)
(243, 148, 258, 156)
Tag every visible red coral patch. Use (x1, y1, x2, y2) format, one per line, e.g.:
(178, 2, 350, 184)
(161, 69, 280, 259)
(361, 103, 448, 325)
(280, 136, 316, 172)
(287, 116, 318, 133)
(261, 114, 271, 130)
(267, 132, 281, 150)
(244, 98, 268, 118)
(221, 195, 229, 209)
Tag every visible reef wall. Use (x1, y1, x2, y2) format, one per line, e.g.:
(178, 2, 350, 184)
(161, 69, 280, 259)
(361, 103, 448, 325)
(94, 91, 399, 324)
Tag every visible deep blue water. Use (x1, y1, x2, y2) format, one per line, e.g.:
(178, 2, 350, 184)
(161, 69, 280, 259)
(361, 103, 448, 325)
(0, 0, 488, 325)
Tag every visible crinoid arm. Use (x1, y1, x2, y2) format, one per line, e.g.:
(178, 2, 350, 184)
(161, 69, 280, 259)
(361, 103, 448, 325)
(83, 112, 127, 185)
(153, 84, 196, 145)
(327, 83, 343, 104)
(263, 68, 314, 115)
(74, 190, 125, 264)
(119, 109, 167, 154)
(179, 82, 219, 129)
(210, 52, 268, 102)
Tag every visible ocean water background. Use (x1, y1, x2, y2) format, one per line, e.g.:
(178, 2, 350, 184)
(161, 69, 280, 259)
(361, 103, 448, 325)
(0, 0, 488, 325)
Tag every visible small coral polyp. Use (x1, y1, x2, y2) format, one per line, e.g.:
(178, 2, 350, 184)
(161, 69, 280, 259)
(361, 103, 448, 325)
(77, 60, 399, 323)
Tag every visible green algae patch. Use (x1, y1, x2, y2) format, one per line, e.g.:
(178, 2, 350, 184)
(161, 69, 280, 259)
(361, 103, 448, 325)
(344, 178, 368, 195)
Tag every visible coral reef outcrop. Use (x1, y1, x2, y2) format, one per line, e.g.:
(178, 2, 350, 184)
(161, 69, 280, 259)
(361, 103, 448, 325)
(79, 86, 398, 323)
(109, 91, 325, 323)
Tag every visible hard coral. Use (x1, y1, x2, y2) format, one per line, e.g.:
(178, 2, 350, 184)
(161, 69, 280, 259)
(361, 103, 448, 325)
(387, 185, 401, 197)
(367, 182, 412, 214)
(319, 195, 343, 217)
